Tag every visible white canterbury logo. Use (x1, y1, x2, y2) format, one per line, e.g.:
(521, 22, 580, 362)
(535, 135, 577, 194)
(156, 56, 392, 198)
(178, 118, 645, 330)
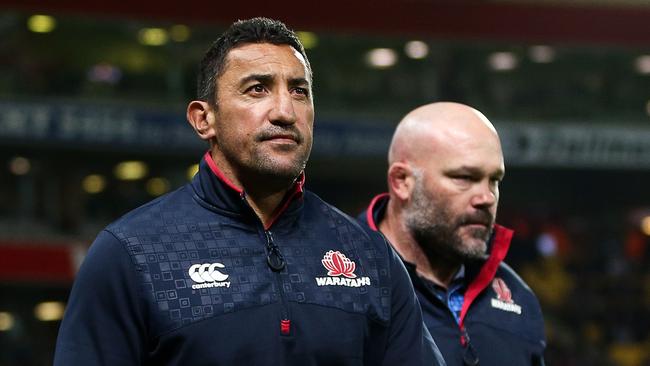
(188, 263, 231, 289)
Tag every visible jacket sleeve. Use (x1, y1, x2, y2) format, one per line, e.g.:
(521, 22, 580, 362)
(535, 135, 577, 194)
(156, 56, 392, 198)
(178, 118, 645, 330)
(382, 242, 447, 366)
(54, 230, 147, 366)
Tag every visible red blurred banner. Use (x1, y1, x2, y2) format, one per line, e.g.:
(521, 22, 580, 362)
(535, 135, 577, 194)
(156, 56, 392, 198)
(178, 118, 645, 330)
(0, 242, 80, 283)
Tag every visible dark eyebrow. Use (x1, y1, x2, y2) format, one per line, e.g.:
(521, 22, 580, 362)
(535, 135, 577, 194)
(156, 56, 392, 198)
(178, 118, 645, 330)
(239, 73, 274, 86)
(448, 166, 482, 175)
(448, 166, 505, 179)
(288, 77, 310, 88)
(239, 74, 310, 88)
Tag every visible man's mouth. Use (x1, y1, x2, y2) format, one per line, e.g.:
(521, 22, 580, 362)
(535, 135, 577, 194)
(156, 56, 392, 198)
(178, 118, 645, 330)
(460, 213, 493, 229)
(263, 134, 298, 143)
(257, 130, 302, 144)
(465, 222, 488, 227)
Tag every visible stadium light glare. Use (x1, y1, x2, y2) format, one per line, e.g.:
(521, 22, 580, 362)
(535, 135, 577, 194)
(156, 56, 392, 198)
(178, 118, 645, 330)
(82, 174, 107, 194)
(0, 312, 14, 331)
(635, 55, 650, 74)
(27, 14, 56, 33)
(488, 52, 518, 71)
(146, 177, 170, 196)
(34, 301, 65, 321)
(536, 232, 557, 257)
(87, 63, 122, 84)
(170, 25, 191, 42)
(138, 28, 169, 46)
(187, 164, 199, 180)
(405, 41, 428, 59)
(529, 45, 555, 63)
(114, 161, 148, 181)
(297, 31, 318, 49)
(9, 156, 30, 176)
(366, 48, 398, 69)
(641, 216, 650, 236)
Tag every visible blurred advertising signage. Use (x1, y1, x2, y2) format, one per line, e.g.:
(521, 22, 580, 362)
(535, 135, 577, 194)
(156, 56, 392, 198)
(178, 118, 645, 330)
(313, 120, 393, 158)
(315, 120, 650, 167)
(3, 100, 650, 166)
(0, 100, 202, 153)
(0, 99, 394, 158)
(499, 123, 650, 169)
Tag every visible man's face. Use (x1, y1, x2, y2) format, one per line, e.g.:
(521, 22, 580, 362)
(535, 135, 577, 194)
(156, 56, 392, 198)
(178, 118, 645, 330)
(404, 133, 504, 262)
(210, 43, 314, 183)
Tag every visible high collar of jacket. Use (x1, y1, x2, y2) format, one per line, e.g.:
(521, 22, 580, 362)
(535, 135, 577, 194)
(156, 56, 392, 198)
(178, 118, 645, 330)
(363, 193, 513, 275)
(190, 151, 305, 229)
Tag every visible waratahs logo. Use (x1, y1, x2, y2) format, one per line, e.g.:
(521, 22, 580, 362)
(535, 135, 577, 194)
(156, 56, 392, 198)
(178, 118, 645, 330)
(315, 250, 371, 287)
(322, 250, 357, 278)
(492, 277, 512, 302)
(490, 277, 522, 315)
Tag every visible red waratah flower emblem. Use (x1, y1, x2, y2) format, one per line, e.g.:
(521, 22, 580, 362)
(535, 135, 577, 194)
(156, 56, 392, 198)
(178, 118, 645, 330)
(322, 250, 357, 278)
(492, 278, 512, 303)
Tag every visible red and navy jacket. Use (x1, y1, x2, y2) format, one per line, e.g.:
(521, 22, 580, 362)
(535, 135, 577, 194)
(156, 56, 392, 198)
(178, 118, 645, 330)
(359, 193, 546, 366)
(54, 153, 445, 366)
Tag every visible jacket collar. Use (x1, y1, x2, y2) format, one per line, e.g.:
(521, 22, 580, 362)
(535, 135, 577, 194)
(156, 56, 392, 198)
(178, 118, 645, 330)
(363, 193, 514, 327)
(191, 151, 305, 229)
(363, 193, 513, 284)
(364, 193, 389, 231)
(361, 193, 513, 262)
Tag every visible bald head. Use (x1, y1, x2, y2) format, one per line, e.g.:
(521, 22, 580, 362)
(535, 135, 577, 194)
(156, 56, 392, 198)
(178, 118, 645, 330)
(389, 102, 501, 166)
(383, 102, 505, 268)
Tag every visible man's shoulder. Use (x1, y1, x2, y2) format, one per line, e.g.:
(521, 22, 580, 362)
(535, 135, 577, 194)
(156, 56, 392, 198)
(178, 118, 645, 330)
(496, 262, 534, 293)
(495, 261, 544, 315)
(302, 190, 387, 245)
(106, 184, 193, 235)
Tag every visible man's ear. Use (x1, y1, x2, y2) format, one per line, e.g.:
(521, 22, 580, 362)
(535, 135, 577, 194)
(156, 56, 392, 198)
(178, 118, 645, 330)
(186, 100, 216, 141)
(387, 162, 416, 202)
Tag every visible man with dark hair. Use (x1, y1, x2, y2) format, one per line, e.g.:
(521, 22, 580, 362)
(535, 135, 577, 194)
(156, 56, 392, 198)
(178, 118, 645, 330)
(54, 18, 445, 366)
(359, 102, 546, 365)
(196, 17, 312, 106)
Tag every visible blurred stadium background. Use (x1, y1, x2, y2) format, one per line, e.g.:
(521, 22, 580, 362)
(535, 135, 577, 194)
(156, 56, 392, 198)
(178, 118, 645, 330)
(1, 1, 650, 365)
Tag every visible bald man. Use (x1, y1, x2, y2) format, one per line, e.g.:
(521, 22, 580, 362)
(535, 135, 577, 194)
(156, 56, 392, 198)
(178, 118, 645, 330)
(359, 102, 546, 365)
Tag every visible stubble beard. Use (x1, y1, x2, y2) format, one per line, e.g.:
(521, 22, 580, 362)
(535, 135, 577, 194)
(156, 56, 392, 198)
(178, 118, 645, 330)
(403, 178, 493, 264)
(216, 127, 312, 187)
(250, 144, 311, 182)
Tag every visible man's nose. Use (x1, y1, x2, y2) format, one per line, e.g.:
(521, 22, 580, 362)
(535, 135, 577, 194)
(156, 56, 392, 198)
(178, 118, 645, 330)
(470, 181, 497, 208)
(269, 90, 297, 125)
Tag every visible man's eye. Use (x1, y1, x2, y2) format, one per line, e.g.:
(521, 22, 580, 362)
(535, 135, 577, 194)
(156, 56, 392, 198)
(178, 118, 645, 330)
(454, 175, 472, 181)
(247, 84, 266, 93)
(292, 87, 309, 97)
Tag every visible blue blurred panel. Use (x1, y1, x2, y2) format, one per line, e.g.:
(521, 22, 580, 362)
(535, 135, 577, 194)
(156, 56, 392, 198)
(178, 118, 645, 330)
(0, 100, 201, 154)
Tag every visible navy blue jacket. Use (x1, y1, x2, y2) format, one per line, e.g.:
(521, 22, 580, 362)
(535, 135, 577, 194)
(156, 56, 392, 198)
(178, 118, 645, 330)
(54, 153, 445, 366)
(360, 193, 546, 366)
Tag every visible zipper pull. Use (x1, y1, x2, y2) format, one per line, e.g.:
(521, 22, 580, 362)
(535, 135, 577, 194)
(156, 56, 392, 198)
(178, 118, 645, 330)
(460, 327, 479, 366)
(264, 231, 285, 272)
(280, 319, 291, 335)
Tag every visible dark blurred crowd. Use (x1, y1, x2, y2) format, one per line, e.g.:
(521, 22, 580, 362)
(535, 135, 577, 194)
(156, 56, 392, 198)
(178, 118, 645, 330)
(501, 209, 650, 366)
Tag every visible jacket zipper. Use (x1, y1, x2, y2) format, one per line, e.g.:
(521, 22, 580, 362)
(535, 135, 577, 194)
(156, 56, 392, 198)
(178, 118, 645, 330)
(238, 191, 294, 337)
(264, 230, 291, 336)
(458, 291, 480, 365)
(460, 326, 479, 365)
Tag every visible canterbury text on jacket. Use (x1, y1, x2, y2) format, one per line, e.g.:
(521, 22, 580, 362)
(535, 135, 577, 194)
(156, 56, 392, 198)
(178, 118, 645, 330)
(54, 153, 445, 366)
(359, 193, 546, 366)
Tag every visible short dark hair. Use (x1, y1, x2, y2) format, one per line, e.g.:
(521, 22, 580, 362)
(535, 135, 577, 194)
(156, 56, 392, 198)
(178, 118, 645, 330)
(196, 17, 312, 106)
